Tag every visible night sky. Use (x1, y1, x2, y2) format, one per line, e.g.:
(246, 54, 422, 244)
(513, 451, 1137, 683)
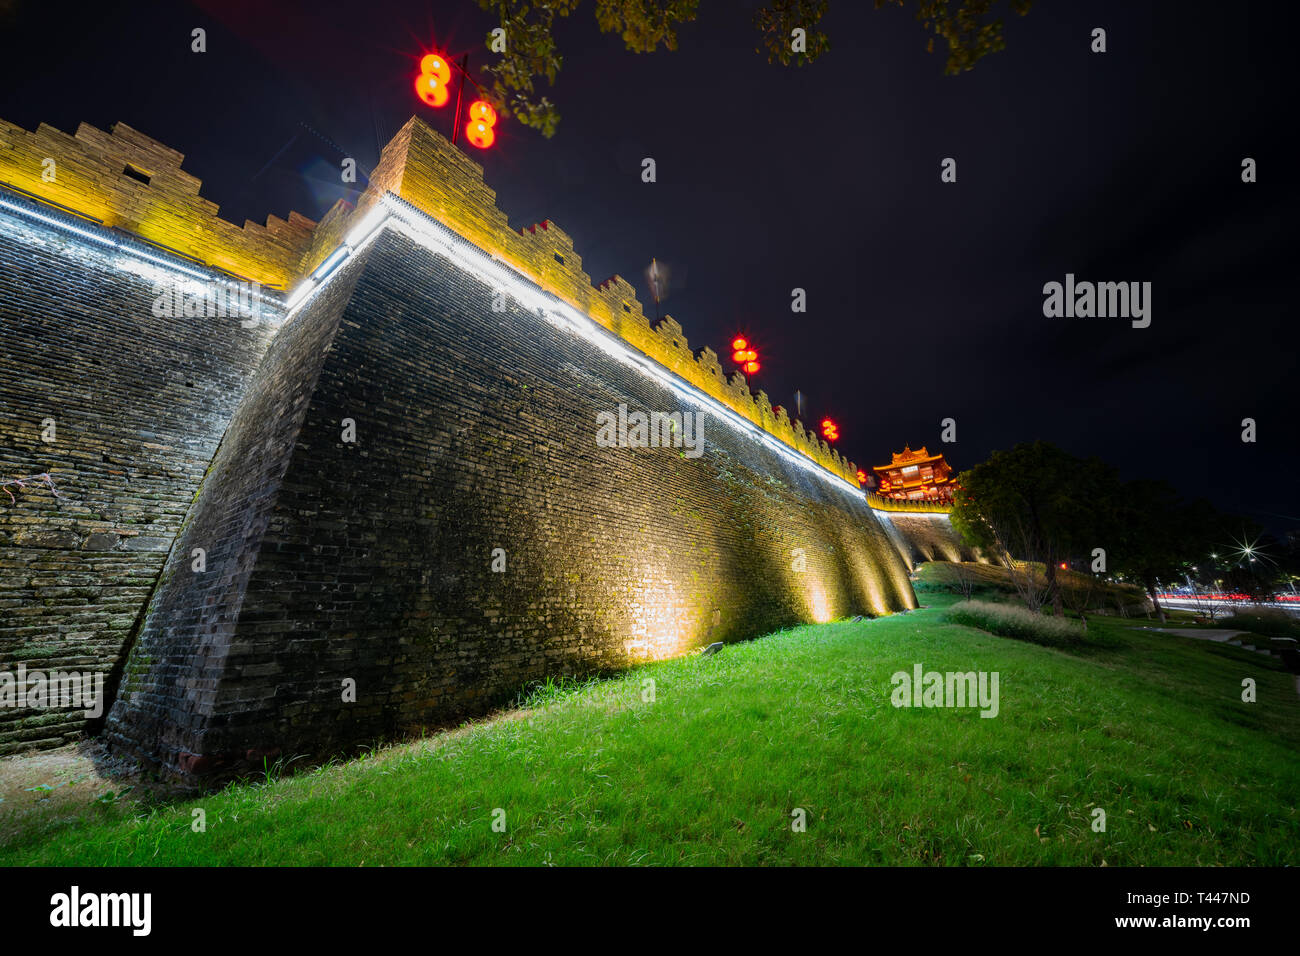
(1, 1, 1294, 531)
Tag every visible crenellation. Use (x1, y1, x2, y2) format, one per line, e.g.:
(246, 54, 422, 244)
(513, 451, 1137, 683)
(75, 121, 187, 172)
(695, 345, 724, 382)
(774, 405, 792, 439)
(0, 119, 317, 287)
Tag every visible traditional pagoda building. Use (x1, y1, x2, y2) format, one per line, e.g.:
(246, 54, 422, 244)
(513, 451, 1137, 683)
(872, 445, 955, 503)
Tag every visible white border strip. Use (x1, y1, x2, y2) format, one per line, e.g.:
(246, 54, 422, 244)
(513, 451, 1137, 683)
(0, 190, 282, 302)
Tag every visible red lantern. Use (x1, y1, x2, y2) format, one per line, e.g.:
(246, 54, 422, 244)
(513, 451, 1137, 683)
(420, 54, 452, 85)
(464, 99, 498, 149)
(466, 120, 496, 149)
(415, 73, 449, 108)
(468, 100, 497, 126)
(730, 337, 759, 375)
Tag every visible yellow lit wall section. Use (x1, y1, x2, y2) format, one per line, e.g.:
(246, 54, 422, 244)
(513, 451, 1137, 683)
(0, 118, 317, 288)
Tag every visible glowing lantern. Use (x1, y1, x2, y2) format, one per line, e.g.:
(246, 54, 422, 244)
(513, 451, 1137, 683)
(415, 73, 449, 107)
(464, 99, 498, 149)
(857, 469, 867, 484)
(468, 100, 497, 126)
(728, 335, 759, 374)
(466, 120, 496, 149)
(420, 54, 452, 84)
(728, 336, 760, 375)
(821, 418, 839, 442)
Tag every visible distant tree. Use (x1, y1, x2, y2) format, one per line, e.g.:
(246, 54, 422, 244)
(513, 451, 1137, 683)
(1058, 565, 1100, 631)
(1108, 484, 1234, 624)
(1278, 532, 1300, 595)
(950, 441, 1119, 616)
(949, 560, 977, 600)
(474, 0, 1034, 136)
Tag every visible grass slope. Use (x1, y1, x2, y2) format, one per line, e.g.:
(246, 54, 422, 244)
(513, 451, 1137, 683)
(2, 598, 1297, 866)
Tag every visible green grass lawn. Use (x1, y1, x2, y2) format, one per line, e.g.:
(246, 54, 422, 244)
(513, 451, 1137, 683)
(2, 594, 1297, 866)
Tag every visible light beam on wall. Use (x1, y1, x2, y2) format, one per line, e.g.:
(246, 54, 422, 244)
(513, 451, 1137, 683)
(807, 581, 833, 623)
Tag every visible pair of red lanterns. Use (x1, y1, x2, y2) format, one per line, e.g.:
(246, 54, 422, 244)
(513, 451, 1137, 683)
(732, 334, 846, 459)
(731, 337, 760, 375)
(415, 54, 497, 149)
(733, 336, 841, 445)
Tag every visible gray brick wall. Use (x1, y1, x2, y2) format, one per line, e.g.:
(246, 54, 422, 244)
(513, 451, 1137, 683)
(0, 203, 281, 753)
(880, 513, 977, 567)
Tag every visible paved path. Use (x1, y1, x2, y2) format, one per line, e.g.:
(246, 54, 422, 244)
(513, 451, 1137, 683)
(1149, 628, 1249, 643)
(1146, 628, 1300, 698)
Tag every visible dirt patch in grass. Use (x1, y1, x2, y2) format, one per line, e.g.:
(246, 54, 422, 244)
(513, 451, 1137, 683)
(0, 741, 138, 844)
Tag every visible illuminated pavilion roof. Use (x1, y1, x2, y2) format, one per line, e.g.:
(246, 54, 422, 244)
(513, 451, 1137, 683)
(872, 445, 948, 472)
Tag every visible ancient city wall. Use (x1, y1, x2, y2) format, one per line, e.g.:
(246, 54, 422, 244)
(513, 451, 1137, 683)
(879, 512, 978, 567)
(0, 115, 965, 773)
(105, 227, 921, 778)
(0, 196, 283, 753)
